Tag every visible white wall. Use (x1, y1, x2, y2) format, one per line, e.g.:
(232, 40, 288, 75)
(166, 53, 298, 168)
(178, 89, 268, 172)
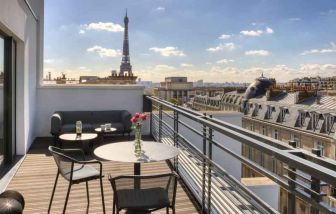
(0, 0, 43, 155)
(34, 85, 145, 137)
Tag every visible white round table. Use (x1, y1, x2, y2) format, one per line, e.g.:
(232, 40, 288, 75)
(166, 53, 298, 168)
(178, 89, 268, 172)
(94, 141, 179, 175)
(94, 127, 117, 143)
(59, 133, 98, 154)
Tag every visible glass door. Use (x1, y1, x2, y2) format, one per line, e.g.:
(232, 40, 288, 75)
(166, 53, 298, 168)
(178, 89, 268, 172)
(0, 36, 4, 167)
(0, 33, 16, 171)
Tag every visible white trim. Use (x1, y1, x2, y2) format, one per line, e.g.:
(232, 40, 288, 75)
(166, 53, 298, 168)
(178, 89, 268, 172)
(38, 84, 145, 90)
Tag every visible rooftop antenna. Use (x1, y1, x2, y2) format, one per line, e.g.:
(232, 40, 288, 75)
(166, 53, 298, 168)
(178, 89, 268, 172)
(125, 8, 127, 17)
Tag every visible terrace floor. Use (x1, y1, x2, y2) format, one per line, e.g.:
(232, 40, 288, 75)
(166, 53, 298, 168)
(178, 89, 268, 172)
(6, 136, 199, 213)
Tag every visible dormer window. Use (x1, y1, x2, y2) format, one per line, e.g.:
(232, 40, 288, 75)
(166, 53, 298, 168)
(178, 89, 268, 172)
(277, 107, 289, 123)
(265, 105, 275, 119)
(297, 110, 309, 127)
(323, 114, 335, 134)
(311, 112, 321, 131)
(252, 103, 261, 117)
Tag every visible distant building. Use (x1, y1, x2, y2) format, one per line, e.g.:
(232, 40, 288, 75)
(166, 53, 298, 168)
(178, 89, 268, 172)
(288, 76, 336, 91)
(193, 80, 204, 87)
(154, 77, 194, 103)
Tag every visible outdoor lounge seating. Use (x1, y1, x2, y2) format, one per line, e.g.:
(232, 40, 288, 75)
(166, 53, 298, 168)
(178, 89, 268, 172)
(48, 146, 106, 213)
(50, 110, 132, 145)
(108, 173, 178, 214)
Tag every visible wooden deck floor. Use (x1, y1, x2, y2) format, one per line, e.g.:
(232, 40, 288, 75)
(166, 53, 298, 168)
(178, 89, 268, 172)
(6, 137, 199, 213)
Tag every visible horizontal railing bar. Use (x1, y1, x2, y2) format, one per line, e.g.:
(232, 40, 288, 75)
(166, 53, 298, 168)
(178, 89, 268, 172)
(283, 167, 312, 183)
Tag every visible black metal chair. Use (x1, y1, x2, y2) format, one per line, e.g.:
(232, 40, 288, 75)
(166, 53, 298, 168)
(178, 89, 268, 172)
(109, 172, 179, 214)
(48, 146, 105, 213)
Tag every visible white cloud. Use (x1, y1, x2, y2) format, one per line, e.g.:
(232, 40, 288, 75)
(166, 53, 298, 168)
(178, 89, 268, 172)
(300, 42, 336, 55)
(44, 59, 55, 64)
(87, 46, 121, 57)
(216, 59, 234, 64)
(206, 43, 235, 52)
(156, 7, 165, 11)
(288, 17, 301, 21)
(265, 27, 273, 34)
(154, 64, 175, 70)
(149, 47, 185, 56)
(240, 30, 263, 36)
(81, 22, 124, 33)
(181, 63, 193, 67)
(245, 50, 270, 56)
(218, 34, 231, 39)
(240, 27, 274, 36)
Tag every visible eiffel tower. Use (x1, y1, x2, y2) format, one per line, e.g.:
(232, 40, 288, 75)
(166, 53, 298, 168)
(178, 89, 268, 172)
(119, 10, 133, 76)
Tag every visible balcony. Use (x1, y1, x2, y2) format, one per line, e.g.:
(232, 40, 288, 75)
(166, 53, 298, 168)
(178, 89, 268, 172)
(2, 95, 336, 213)
(1, 1, 336, 213)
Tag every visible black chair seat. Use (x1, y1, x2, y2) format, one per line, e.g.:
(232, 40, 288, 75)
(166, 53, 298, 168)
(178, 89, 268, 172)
(117, 187, 169, 210)
(63, 164, 100, 182)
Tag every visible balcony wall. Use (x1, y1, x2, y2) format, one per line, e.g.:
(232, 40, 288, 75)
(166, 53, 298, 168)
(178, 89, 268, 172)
(0, 0, 44, 155)
(34, 85, 147, 138)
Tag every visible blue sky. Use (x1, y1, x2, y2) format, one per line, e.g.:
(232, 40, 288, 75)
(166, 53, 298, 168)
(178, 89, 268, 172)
(44, 0, 336, 82)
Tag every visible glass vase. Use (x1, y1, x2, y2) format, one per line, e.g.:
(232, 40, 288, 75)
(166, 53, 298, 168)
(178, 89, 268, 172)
(134, 124, 142, 157)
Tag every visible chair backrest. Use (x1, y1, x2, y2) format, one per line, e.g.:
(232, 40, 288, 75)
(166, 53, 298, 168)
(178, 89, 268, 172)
(109, 173, 179, 206)
(48, 146, 81, 180)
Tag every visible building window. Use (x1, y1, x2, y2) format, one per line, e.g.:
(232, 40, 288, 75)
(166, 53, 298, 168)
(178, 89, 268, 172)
(262, 126, 267, 135)
(291, 134, 300, 148)
(314, 141, 325, 157)
(273, 129, 279, 140)
(250, 123, 254, 131)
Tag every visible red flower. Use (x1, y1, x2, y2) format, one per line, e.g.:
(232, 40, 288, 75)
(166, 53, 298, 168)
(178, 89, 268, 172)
(134, 112, 140, 119)
(140, 113, 147, 121)
(131, 116, 138, 123)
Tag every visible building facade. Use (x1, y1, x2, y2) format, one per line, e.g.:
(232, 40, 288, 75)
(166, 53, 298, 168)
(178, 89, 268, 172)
(155, 77, 194, 103)
(241, 91, 336, 213)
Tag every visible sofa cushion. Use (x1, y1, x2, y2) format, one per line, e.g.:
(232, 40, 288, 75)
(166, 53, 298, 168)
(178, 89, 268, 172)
(61, 124, 92, 133)
(60, 111, 93, 124)
(91, 111, 122, 124)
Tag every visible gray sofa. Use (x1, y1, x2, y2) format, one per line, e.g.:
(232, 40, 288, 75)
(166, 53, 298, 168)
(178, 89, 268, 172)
(50, 110, 132, 142)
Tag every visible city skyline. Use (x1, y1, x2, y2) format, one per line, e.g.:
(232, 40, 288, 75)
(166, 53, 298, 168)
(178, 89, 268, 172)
(44, 0, 336, 83)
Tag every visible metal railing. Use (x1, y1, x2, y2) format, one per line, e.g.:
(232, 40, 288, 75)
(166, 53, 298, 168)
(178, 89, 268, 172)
(146, 96, 336, 214)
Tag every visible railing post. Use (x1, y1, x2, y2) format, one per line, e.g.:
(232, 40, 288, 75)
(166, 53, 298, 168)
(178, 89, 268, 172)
(287, 140, 296, 214)
(311, 147, 322, 214)
(207, 115, 213, 214)
(159, 104, 162, 142)
(149, 111, 153, 137)
(202, 113, 207, 214)
(173, 109, 179, 172)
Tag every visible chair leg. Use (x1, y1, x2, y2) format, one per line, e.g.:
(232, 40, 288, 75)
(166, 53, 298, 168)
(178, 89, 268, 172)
(63, 181, 72, 213)
(112, 196, 116, 214)
(172, 206, 176, 214)
(166, 207, 169, 214)
(86, 181, 90, 211)
(48, 172, 59, 213)
(99, 177, 106, 214)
